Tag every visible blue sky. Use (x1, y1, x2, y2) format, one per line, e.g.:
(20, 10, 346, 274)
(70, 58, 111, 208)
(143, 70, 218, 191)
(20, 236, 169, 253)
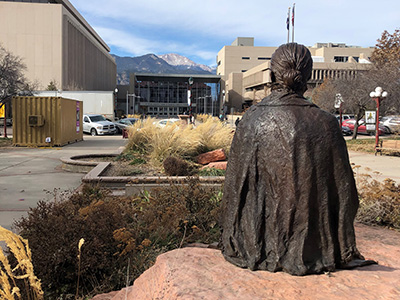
(69, 0, 400, 67)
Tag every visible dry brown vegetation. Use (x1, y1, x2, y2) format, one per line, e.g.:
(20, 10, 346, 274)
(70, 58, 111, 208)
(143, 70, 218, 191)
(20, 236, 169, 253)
(356, 175, 400, 229)
(125, 117, 234, 167)
(0, 226, 43, 300)
(0, 137, 12, 147)
(9, 170, 400, 299)
(14, 181, 222, 299)
(346, 138, 400, 155)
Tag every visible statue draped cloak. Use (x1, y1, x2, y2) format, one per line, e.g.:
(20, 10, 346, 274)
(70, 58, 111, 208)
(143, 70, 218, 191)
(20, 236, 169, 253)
(220, 90, 365, 276)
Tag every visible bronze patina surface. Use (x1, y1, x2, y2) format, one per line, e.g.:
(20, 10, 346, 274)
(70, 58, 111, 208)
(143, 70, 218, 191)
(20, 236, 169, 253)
(220, 43, 375, 275)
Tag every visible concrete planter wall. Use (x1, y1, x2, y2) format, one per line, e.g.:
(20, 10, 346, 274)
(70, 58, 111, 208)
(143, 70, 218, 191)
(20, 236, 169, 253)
(61, 154, 225, 196)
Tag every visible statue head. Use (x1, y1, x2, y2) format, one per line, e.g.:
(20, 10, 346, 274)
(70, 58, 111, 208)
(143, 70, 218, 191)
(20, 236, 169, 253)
(270, 43, 313, 95)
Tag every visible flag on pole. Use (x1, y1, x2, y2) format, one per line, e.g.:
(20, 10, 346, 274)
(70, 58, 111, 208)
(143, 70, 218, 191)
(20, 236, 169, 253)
(292, 3, 295, 27)
(286, 7, 290, 30)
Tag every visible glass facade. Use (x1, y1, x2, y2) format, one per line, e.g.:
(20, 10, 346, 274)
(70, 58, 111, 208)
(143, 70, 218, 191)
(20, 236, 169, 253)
(132, 74, 221, 117)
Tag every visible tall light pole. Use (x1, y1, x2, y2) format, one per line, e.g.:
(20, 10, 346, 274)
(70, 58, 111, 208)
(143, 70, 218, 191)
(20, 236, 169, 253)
(369, 87, 388, 152)
(334, 93, 344, 128)
(188, 77, 194, 123)
(126, 91, 141, 116)
(221, 90, 226, 119)
(114, 88, 118, 119)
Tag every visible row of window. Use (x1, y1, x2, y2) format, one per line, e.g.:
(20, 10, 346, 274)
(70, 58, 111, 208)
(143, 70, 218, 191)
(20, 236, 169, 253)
(242, 57, 271, 60)
(310, 69, 360, 81)
(333, 56, 360, 63)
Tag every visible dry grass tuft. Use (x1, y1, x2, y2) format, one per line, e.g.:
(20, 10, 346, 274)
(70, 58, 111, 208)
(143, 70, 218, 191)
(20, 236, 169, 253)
(195, 113, 218, 124)
(0, 226, 43, 300)
(193, 117, 233, 155)
(125, 117, 234, 167)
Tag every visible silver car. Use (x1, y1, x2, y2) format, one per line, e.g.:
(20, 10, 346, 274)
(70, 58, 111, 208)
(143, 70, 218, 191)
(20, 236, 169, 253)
(113, 118, 138, 134)
(380, 116, 400, 134)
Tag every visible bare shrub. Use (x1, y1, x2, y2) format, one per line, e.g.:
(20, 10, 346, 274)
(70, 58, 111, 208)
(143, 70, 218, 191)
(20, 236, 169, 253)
(14, 181, 222, 298)
(356, 176, 400, 229)
(163, 156, 192, 176)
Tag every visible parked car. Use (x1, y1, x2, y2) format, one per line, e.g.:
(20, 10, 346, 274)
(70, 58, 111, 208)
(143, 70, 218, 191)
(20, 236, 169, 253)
(0, 117, 12, 126)
(380, 115, 400, 134)
(113, 118, 138, 134)
(341, 126, 352, 136)
(153, 118, 180, 128)
(335, 114, 354, 123)
(83, 114, 116, 136)
(342, 119, 386, 135)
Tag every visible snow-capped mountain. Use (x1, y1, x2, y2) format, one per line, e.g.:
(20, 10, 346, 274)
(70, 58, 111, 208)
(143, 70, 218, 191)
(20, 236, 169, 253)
(158, 53, 215, 73)
(113, 53, 216, 85)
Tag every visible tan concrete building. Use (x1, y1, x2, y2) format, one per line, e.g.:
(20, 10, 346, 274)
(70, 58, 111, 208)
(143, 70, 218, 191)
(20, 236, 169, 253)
(0, 0, 116, 91)
(217, 38, 374, 111)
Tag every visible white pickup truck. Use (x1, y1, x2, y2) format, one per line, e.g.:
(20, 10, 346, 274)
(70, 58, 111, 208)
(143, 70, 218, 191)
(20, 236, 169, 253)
(83, 114, 116, 136)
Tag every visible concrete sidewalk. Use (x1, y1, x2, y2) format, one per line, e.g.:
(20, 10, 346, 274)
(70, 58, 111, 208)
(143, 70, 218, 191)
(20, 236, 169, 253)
(0, 135, 127, 231)
(348, 150, 400, 183)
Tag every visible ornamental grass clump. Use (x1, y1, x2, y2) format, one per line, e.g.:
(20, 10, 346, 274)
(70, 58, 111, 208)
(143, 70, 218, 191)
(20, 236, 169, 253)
(0, 226, 43, 300)
(195, 113, 217, 124)
(125, 116, 234, 167)
(148, 123, 199, 165)
(191, 117, 234, 155)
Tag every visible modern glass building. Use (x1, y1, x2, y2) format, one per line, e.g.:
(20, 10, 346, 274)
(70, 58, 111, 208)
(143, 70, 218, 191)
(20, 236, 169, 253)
(128, 73, 221, 117)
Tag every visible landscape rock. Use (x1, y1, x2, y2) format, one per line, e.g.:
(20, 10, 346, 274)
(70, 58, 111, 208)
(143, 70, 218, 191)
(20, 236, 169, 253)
(93, 223, 400, 300)
(196, 149, 226, 165)
(200, 161, 227, 170)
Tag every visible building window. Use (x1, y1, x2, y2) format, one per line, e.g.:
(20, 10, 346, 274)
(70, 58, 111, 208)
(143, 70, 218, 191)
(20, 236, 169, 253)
(241, 70, 247, 72)
(352, 56, 359, 62)
(258, 57, 270, 60)
(242, 57, 250, 60)
(217, 60, 221, 66)
(334, 56, 348, 62)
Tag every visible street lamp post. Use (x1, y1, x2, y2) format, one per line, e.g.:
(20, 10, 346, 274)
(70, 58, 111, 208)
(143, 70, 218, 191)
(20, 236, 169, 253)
(114, 88, 118, 119)
(369, 87, 388, 152)
(334, 93, 344, 128)
(126, 91, 141, 116)
(188, 77, 194, 123)
(221, 90, 226, 120)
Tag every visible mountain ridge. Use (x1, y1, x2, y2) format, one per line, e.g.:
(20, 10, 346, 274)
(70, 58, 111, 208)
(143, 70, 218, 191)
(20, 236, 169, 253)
(113, 54, 216, 85)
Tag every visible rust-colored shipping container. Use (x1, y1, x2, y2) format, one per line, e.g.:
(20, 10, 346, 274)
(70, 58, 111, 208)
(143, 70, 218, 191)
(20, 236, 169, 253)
(12, 96, 83, 147)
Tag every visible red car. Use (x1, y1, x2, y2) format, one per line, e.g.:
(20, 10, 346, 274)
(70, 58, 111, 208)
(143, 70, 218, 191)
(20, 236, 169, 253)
(342, 119, 386, 135)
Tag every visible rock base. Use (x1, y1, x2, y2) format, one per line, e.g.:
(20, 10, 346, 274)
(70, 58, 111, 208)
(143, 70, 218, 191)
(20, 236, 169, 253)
(196, 149, 226, 165)
(93, 224, 400, 300)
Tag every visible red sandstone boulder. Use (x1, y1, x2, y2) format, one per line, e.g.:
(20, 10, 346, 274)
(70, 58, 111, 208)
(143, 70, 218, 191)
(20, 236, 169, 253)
(92, 224, 400, 300)
(196, 149, 226, 165)
(200, 161, 227, 170)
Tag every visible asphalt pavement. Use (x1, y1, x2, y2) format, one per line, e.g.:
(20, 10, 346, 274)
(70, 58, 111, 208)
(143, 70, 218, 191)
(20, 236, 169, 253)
(0, 135, 127, 231)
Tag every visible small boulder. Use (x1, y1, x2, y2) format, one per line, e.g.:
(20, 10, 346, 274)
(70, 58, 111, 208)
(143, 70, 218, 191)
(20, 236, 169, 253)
(196, 149, 226, 165)
(201, 161, 227, 170)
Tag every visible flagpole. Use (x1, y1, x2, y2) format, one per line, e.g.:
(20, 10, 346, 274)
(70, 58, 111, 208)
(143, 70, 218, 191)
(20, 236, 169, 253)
(287, 7, 291, 44)
(292, 3, 295, 43)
